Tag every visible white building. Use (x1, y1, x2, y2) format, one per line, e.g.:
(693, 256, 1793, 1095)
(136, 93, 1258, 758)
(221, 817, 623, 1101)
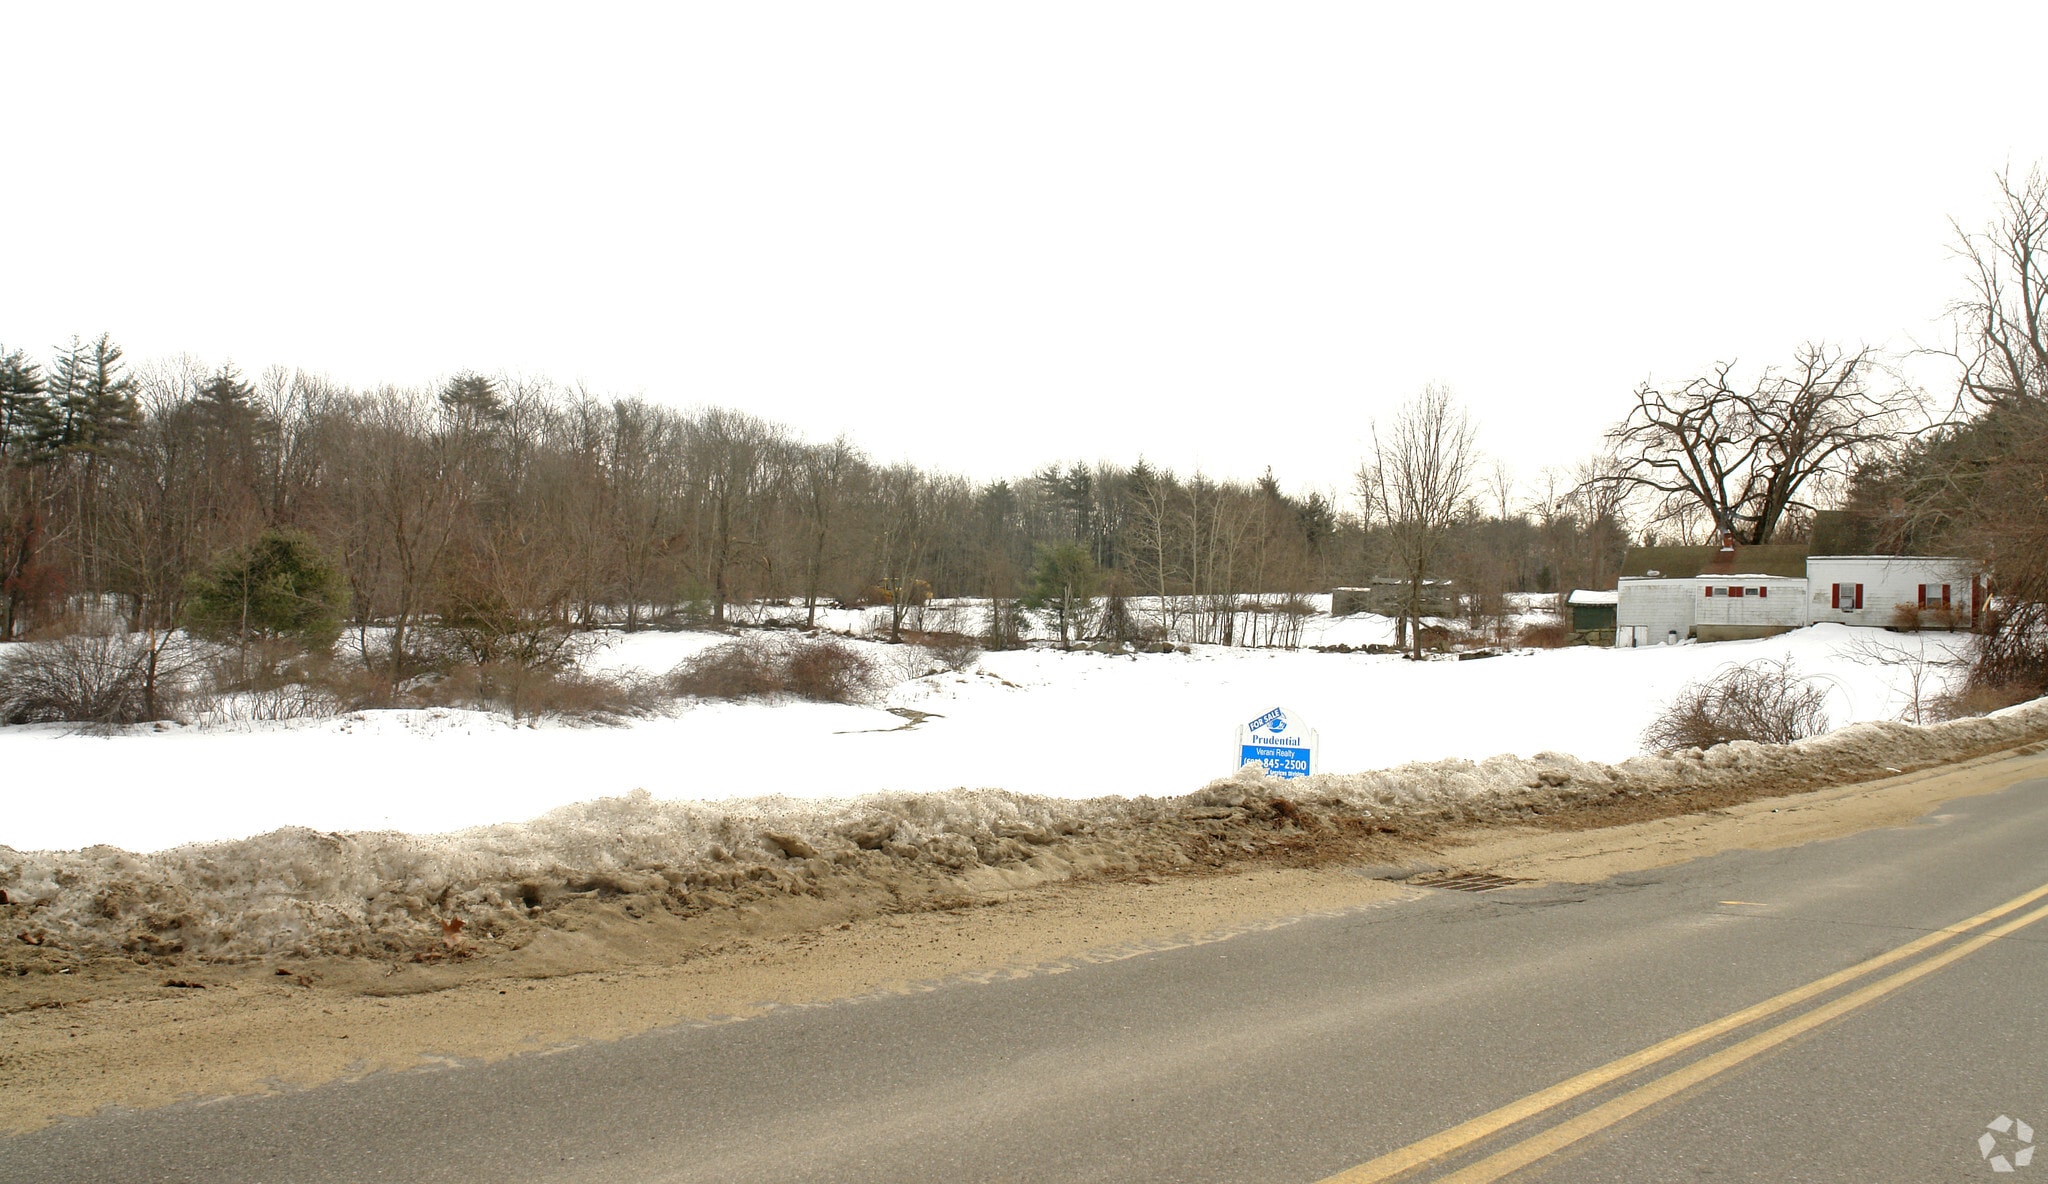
(1615, 578, 1697, 647)
(1606, 541, 1979, 646)
(1806, 556, 1982, 630)
(1693, 574, 1810, 641)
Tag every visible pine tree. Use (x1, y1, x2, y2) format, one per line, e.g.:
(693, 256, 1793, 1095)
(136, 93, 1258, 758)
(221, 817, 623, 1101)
(186, 528, 348, 651)
(0, 347, 58, 462)
(46, 333, 138, 451)
(439, 372, 506, 427)
(1023, 540, 1103, 650)
(195, 364, 258, 439)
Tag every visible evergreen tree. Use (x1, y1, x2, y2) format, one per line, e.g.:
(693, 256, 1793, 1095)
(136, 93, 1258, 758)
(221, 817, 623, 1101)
(0, 347, 57, 462)
(195, 363, 259, 441)
(186, 529, 348, 651)
(46, 333, 139, 450)
(1023, 540, 1102, 650)
(1297, 491, 1336, 554)
(439, 372, 506, 427)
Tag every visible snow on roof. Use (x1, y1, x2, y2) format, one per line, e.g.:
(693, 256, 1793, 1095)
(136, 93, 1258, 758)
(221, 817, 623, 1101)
(1566, 589, 1617, 606)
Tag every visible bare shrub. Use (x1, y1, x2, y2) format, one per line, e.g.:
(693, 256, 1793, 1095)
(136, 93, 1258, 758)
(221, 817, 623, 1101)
(783, 637, 881, 703)
(1931, 678, 2044, 721)
(667, 636, 785, 699)
(1643, 658, 1831, 751)
(1517, 620, 1574, 649)
(906, 630, 981, 672)
(666, 634, 881, 704)
(190, 673, 345, 724)
(0, 632, 181, 725)
(308, 659, 410, 712)
(1414, 623, 1458, 653)
(424, 663, 665, 723)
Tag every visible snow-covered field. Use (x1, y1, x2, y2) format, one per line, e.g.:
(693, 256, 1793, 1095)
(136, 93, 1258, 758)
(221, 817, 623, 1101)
(0, 614, 1969, 854)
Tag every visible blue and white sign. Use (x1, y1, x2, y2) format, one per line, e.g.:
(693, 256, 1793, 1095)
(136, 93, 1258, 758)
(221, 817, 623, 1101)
(1237, 706, 1318, 779)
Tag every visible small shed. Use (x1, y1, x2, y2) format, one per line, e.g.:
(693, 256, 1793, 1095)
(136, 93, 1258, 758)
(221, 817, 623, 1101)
(1807, 556, 1982, 630)
(1565, 589, 1617, 640)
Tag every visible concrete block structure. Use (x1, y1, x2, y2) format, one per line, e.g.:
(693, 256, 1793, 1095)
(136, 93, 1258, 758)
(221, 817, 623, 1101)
(1331, 579, 1461, 618)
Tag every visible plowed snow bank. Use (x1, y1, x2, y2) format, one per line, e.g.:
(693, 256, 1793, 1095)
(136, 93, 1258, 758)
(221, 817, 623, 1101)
(6, 697, 2043, 967)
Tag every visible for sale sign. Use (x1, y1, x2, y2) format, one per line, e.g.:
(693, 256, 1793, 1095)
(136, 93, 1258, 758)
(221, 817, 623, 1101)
(1237, 706, 1318, 779)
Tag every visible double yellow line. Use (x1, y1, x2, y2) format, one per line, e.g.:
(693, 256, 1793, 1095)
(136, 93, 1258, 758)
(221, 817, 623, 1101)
(1320, 879, 2048, 1184)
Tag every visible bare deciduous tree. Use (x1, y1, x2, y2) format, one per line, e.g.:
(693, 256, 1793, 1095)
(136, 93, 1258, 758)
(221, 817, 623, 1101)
(1947, 167, 2048, 411)
(1922, 166, 2048, 691)
(1365, 384, 1478, 658)
(1599, 344, 1913, 544)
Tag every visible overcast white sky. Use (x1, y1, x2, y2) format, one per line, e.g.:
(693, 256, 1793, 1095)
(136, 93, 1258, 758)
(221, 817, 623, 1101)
(3, 4, 2043, 499)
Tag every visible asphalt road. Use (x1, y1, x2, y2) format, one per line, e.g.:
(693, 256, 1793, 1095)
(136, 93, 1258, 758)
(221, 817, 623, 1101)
(7, 775, 2047, 1184)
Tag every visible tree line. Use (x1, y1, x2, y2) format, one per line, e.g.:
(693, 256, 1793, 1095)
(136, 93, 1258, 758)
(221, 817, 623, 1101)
(0, 340, 1630, 674)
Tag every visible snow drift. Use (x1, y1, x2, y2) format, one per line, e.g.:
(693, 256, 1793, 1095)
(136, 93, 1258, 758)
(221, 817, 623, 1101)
(6, 697, 2045, 969)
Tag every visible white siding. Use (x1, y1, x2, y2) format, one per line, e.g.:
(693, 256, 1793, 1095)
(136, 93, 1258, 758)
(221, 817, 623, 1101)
(1807, 556, 1979, 628)
(1695, 576, 1809, 628)
(1616, 578, 1696, 646)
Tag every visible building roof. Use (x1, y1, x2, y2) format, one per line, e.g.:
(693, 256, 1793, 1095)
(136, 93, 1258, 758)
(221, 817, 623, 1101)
(1810, 509, 1886, 555)
(1618, 543, 1809, 581)
(1566, 589, 1618, 606)
(1694, 572, 1807, 581)
(1807, 554, 1977, 564)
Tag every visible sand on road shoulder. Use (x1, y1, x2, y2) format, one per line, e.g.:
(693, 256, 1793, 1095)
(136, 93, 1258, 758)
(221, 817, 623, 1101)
(1451, 742, 2048, 883)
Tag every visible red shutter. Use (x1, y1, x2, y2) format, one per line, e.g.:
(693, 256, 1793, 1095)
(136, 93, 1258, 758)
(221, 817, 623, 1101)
(1831, 583, 1841, 609)
(1942, 584, 1951, 608)
(1918, 585, 1927, 608)
(1703, 586, 1712, 598)
(1758, 587, 1768, 599)
(1855, 584, 1864, 609)
(1729, 586, 1743, 598)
